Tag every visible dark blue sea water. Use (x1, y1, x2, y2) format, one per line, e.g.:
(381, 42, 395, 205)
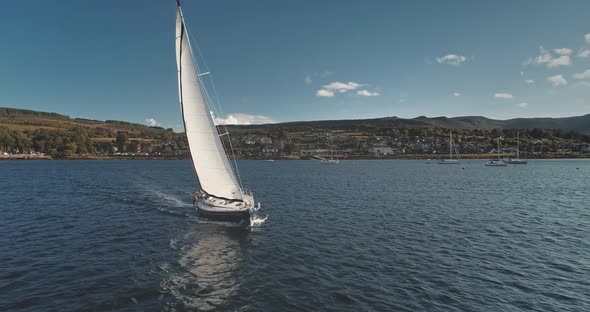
(1, 159, 589, 311)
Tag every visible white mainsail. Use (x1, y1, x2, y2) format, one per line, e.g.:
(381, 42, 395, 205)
(175, 7, 243, 201)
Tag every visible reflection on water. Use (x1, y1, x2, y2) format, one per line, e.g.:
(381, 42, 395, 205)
(160, 225, 251, 311)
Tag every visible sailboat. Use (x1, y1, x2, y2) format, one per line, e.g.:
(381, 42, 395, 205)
(486, 137, 507, 166)
(176, 1, 255, 224)
(320, 135, 340, 164)
(504, 131, 528, 164)
(437, 131, 460, 164)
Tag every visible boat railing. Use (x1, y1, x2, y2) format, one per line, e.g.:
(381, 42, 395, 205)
(241, 188, 253, 196)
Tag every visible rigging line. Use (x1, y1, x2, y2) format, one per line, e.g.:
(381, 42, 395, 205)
(183, 24, 236, 179)
(184, 23, 228, 134)
(201, 78, 245, 190)
(226, 131, 244, 190)
(183, 22, 227, 135)
(183, 24, 221, 113)
(183, 23, 223, 127)
(183, 21, 244, 190)
(184, 20, 244, 189)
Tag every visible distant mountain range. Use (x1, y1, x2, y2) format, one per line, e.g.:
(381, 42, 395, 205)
(236, 114, 590, 135)
(1, 107, 589, 135)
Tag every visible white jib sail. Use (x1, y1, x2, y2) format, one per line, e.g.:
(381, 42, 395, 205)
(175, 8, 243, 201)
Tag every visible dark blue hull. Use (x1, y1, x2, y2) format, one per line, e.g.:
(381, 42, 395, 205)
(196, 207, 251, 224)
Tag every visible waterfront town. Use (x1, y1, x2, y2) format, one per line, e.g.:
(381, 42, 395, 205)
(2, 126, 589, 160)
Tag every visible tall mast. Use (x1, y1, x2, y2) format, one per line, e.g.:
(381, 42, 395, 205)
(516, 131, 520, 159)
(330, 136, 333, 160)
(449, 131, 453, 160)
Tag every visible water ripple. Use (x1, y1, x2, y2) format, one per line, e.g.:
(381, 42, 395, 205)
(1, 159, 589, 311)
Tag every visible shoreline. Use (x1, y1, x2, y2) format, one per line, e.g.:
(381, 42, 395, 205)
(2, 153, 589, 161)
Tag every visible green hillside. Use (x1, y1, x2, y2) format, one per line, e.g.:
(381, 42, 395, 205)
(1, 107, 589, 159)
(0, 107, 185, 158)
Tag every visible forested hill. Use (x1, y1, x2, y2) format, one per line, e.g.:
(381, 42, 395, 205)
(2, 107, 589, 134)
(1, 107, 589, 159)
(229, 114, 590, 135)
(0, 107, 184, 157)
(0, 107, 167, 134)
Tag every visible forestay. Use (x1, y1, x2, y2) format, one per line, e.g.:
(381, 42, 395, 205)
(175, 8, 243, 201)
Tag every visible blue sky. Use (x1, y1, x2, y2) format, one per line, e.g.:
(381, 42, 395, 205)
(1, 0, 589, 130)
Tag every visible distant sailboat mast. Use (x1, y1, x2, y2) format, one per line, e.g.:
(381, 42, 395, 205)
(449, 131, 453, 160)
(437, 130, 460, 164)
(516, 131, 520, 159)
(504, 131, 528, 165)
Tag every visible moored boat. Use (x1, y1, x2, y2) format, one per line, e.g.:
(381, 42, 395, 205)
(437, 131, 461, 164)
(486, 137, 507, 167)
(503, 131, 528, 164)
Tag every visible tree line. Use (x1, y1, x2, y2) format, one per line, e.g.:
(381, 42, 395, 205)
(1, 124, 589, 158)
(0, 126, 187, 158)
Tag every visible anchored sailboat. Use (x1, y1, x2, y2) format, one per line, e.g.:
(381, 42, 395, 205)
(486, 137, 507, 166)
(320, 135, 340, 164)
(176, 1, 255, 224)
(504, 131, 527, 164)
(437, 131, 460, 164)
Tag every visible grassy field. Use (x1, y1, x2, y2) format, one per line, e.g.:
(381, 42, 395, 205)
(0, 112, 167, 137)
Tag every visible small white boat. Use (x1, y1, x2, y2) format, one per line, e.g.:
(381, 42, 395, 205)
(485, 159, 507, 166)
(504, 158, 528, 164)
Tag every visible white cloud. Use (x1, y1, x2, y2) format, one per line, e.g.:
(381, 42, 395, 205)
(494, 93, 513, 99)
(524, 79, 535, 84)
(548, 55, 572, 68)
(323, 81, 362, 92)
(585, 33, 590, 44)
(525, 46, 571, 68)
(547, 74, 568, 87)
(436, 54, 467, 66)
(578, 49, 590, 58)
(573, 69, 590, 79)
(145, 118, 160, 127)
(212, 113, 276, 125)
(316, 89, 335, 97)
(304, 74, 312, 84)
(356, 90, 380, 97)
(529, 47, 552, 64)
(516, 102, 528, 108)
(173, 124, 184, 133)
(572, 81, 590, 88)
(554, 48, 573, 55)
(452, 92, 461, 97)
